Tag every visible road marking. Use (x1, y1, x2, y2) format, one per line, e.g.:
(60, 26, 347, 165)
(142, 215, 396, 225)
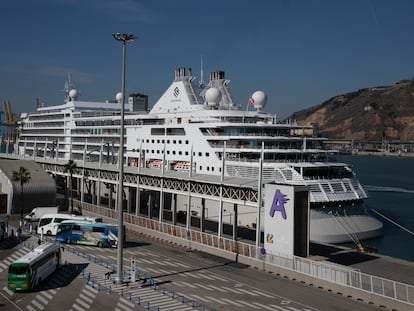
(79, 293, 93, 304)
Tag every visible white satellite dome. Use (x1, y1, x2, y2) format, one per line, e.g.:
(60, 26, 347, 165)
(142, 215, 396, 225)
(116, 92, 123, 103)
(252, 90, 267, 111)
(69, 89, 78, 100)
(205, 87, 221, 107)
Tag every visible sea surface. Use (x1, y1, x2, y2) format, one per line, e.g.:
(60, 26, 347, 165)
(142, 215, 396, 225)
(338, 155, 414, 262)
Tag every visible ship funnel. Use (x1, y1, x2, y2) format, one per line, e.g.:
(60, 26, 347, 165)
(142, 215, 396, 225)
(209, 71, 225, 81)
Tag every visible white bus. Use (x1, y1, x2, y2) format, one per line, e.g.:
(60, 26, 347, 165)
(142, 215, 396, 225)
(37, 213, 102, 235)
(8, 242, 61, 291)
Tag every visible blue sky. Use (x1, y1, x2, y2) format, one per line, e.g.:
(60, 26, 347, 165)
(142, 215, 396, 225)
(1, 0, 414, 118)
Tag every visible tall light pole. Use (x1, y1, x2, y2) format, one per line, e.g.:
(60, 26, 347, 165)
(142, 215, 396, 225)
(113, 32, 136, 282)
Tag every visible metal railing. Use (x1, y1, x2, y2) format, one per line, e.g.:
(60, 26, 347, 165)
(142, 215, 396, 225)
(79, 200, 413, 306)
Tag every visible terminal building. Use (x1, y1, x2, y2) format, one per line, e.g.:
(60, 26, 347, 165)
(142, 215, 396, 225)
(0, 160, 56, 215)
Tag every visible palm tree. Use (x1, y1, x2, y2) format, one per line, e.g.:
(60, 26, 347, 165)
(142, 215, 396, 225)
(12, 166, 31, 223)
(63, 160, 77, 213)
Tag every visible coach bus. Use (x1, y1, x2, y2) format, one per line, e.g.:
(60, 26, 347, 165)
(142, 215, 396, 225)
(55, 222, 124, 248)
(37, 213, 102, 236)
(8, 243, 61, 291)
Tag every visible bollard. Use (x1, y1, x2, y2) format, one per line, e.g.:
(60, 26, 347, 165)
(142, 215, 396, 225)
(99, 259, 102, 265)
(128, 292, 132, 301)
(94, 257, 97, 263)
(146, 302, 150, 310)
(82, 269, 85, 277)
(136, 297, 141, 305)
(120, 288, 123, 297)
(201, 305, 205, 311)
(171, 290, 174, 299)
(97, 284, 100, 292)
(108, 286, 112, 294)
(181, 295, 184, 303)
(92, 280, 94, 289)
(192, 299, 195, 308)
(162, 288, 165, 295)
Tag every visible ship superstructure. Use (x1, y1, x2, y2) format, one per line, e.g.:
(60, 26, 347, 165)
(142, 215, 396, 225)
(16, 67, 383, 243)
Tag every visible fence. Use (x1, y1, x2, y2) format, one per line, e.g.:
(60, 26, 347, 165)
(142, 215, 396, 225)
(79, 200, 414, 306)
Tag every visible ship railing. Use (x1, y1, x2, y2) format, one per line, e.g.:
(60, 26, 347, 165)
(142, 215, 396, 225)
(78, 200, 413, 307)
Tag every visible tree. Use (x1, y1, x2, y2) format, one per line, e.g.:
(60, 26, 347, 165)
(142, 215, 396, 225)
(12, 166, 31, 224)
(63, 160, 78, 213)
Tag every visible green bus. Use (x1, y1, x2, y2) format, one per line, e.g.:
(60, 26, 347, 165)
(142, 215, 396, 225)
(8, 242, 61, 291)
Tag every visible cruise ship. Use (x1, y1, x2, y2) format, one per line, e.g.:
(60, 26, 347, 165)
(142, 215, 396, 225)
(15, 67, 383, 244)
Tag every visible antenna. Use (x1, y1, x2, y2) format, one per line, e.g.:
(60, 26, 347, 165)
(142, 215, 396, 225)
(198, 55, 204, 88)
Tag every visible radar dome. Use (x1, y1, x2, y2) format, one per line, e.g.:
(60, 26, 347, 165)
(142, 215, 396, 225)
(116, 92, 123, 103)
(205, 87, 221, 107)
(69, 89, 78, 100)
(252, 90, 267, 111)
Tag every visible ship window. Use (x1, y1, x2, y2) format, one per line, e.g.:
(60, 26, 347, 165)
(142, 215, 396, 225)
(151, 150, 154, 153)
(211, 167, 214, 172)
(199, 166, 202, 170)
(167, 140, 170, 144)
(173, 151, 176, 155)
(162, 140, 164, 143)
(167, 150, 170, 154)
(179, 151, 182, 155)
(207, 167, 210, 171)
(166, 128, 185, 135)
(157, 140, 160, 143)
(198, 152, 202, 156)
(205, 152, 209, 157)
(185, 140, 189, 144)
(157, 150, 160, 154)
(185, 151, 188, 156)
(151, 128, 165, 135)
(173, 140, 176, 144)
(146, 149, 149, 153)
(146, 139, 149, 143)
(179, 140, 182, 144)
(152, 140, 155, 143)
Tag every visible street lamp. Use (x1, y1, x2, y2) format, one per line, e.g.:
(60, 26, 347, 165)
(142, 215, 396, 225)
(113, 32, 136, 282)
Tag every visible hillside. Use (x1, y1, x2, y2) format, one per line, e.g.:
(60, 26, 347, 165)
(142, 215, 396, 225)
(289, 79, 414, 141)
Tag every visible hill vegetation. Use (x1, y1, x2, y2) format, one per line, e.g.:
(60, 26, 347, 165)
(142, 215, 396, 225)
(289, 79, 414, 142)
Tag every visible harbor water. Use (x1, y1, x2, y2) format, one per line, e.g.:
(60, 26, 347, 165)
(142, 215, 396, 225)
(338, 155, 414, 262)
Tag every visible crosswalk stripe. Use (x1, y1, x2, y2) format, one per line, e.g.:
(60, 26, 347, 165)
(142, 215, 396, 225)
(236, 287, 260, 296)
(31, 299, 44, 310)
(269, 305, 292, 311)
(220, 298, 245, 307)
(40, 291, 53, 300)
(26, 305, 36, 311)
(252, 302, 285, 310)
(204, 295, 229, 305)
(251, 289, 276, 298)
(177, 281, 197, 288)
(187, 294, 211, 303)
(116, 302, 132, 311)
(36, 295, 49, 305)
(71, 303, 84, 311)
(236, 300, 262, 309)
(221, 286, 242, 294)
(75, 297, 90, 309)
(193, 283, 214, 291)
(79, 293, 93, 304)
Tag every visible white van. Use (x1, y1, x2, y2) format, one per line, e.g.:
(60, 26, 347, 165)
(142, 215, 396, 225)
(37, 214, 102, 236)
